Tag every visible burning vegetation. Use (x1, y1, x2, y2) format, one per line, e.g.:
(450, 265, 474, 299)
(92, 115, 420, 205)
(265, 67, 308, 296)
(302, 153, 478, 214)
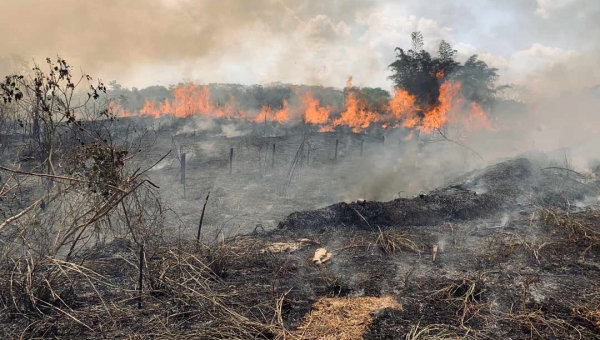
(1, 31, 600, 340)
(107, 34, 497, 140)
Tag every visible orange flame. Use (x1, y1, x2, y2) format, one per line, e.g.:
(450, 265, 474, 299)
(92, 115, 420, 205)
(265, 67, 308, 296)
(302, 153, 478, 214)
(253, 100, 290, 124)
(421, 81, 461, 133)
(127, 79, 491, 135)
(140, 99, 160, 117)
(464, 102, 493, 131)
(389, 89, 419, 129)
(387, 81, 492, 134)
(331, 91, 381, 133)
(213, 95, 245, 119)
(274, 100, 290, 123)
(108, 101, 132, 117)
(302, 91, 331, 125)
(139, 83, 238, 119)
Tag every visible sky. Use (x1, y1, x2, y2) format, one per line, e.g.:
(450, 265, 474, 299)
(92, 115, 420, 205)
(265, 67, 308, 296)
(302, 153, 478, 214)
(0, 0, 598, 96)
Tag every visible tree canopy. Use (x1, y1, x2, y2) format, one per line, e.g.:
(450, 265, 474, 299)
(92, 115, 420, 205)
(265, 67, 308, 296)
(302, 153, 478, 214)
(389, 32, 500, 108)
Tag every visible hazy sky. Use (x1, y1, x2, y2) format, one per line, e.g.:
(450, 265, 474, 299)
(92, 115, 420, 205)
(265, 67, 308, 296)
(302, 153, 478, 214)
(1, 0, 598, 95)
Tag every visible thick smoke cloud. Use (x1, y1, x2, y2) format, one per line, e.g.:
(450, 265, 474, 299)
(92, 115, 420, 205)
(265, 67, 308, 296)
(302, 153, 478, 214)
(2, 0, 598, 94)
(0, 0, 375, 87)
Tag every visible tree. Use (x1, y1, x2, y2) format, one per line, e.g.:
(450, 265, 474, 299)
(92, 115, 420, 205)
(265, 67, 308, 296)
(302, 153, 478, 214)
(388, 32, 440, 107)
(436, 40, 460, 78)
(456, 55, 500, 106)
(389, 32, 501, 108)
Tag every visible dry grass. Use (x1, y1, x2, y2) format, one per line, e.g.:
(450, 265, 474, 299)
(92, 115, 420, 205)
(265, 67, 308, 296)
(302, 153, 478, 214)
(0, 240, 286, 339)
(496, 309, 582, 340)
(405, 323, 475, 340)
(541, 208, 600, 246)
(486, 232, 552, 264)
(428, 275, 486, 328)
(376, 227, 421, 255)
(293, 296, 401, 339)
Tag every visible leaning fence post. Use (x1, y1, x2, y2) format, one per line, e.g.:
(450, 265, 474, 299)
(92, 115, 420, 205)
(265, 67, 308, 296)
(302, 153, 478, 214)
(229, 147, 234, 175)
(360, 139, 364, 156)
(272, 143, 276, 169)
(334, 139, 339, 161)
(306, 142, 311, 166)
(180, 153, 186, 198)
(196, 192, 210, 243)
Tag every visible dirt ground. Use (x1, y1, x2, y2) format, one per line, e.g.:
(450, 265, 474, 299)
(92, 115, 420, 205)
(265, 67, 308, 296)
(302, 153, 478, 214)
(3, 150, 600, 339)
(3, 116, 600, 339)
(128, 116, 480, 239)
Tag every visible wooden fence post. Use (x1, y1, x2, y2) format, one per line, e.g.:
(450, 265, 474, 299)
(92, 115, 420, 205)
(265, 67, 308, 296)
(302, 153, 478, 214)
(360, 139, 364, 156)
(272, 143, 276, 169)
(229, 148, 234, 175)
(180, 153, 186, 198)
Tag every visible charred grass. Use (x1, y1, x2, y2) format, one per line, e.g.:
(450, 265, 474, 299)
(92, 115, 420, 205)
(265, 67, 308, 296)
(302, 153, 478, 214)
(3, 195, 600, 338)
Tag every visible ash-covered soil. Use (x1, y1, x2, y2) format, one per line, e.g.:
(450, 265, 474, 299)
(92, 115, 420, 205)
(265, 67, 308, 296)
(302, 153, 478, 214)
(269, 155, 600, 338)
(128, 116, 470, 238)
(4, 153, 600, 339)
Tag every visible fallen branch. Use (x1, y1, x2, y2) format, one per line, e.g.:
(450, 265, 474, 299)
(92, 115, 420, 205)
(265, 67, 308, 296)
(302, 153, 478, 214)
(435, 128, 484, 161)
(0, 197, 44, 230)
(0, 164, 126, 193)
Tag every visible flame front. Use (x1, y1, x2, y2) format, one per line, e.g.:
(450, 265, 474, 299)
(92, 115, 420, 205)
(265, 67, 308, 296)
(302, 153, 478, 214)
(302, 91, 330, 125)
(253, 100, 290, 124)
(139, 83, 246, 119)
(388, 81, 492, 134)
(389, 89, 418, 129)
(331, 92, 380, 133)
(421, 81, 461, 133)
(127, 79, 492, 135)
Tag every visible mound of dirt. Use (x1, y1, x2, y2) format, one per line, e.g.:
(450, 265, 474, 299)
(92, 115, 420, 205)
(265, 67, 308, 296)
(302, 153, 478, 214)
(278, 157, 598, 230)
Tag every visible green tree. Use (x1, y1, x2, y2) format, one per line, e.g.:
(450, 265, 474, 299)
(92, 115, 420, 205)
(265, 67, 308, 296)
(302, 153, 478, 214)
(389, 32, 501, 108)
(456, 55, 500, 105)
(436, 40, 460, 78)
(388, 32, 438, 106)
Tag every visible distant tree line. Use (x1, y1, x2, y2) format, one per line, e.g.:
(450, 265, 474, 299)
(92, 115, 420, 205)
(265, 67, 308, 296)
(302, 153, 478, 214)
(107, 82, 354, 114)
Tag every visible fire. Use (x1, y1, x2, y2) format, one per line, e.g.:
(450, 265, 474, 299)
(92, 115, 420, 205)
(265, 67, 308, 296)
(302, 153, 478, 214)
(302, 91, 331, 125)
(140, 100, 160, 118)
(170, 83, 212, 117)
(125, 78, 492, 135)
(389, 89, 419, 129)
(421, 81, 462, 133)
(253, 100, 290, 124)
(332, 92, 380, 133)
(213, 95, 245, 119)
(108, 101, 131, 117)
(318, 125, 335, 133)
(323, 76, 382, 133)
(253, 105, 270, 123)
(464, 102, 493, 131)
(139, 83, 235, 119)
(388, 81, 492, 134)
(274, 100, 290, 123)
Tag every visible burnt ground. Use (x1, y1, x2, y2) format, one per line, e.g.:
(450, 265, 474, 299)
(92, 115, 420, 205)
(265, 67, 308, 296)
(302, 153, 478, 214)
(3, 154, 600, 339)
